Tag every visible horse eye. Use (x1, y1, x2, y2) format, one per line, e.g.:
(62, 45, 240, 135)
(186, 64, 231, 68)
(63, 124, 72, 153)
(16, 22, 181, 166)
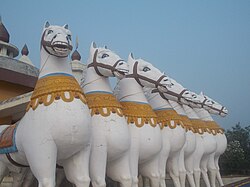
(47, 30, 53, 34)
(67, 35, 72, 41)
(101, 54, 109, 58)
(143, 67, 151, 72)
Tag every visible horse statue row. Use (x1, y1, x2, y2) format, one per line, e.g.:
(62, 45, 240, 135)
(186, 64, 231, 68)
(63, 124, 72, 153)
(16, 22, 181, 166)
(0, 22, 228, 187)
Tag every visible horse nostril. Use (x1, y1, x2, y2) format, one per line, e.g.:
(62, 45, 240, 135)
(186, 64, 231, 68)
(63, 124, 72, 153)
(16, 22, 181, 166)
(171, 83, 174, 86)
(119, 62, 124, 66)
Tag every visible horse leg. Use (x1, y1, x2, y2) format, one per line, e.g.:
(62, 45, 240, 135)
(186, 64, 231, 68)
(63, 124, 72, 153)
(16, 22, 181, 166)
(167, 153, 181, 187)
(140, 155, 161, 187)
(158, 137, 170, 187)
(23, 140, 57, 187)
(63, 146, 91, 187)
(89, 143, 107, 187)
(214, 155, 224, 186)
(106, 152, 132, 187)
(200, 155, 211, 187)
(178, 149, 186, 187)
(207, 153, 217, 187)
(191, 138, 204, 187)
(185, 151, 200, 187)
(184, 152, 195, 187)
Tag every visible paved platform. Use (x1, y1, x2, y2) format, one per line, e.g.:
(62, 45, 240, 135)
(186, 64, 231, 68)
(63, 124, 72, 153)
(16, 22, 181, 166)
(1, 175, 250, 187)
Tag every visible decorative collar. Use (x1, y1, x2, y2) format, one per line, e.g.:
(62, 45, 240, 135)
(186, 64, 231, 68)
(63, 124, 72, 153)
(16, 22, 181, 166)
(154, 109, 185, 130)
(26, 75, 86, 111)
(120, 101, 157, 128)
(85, 92, 123, 117)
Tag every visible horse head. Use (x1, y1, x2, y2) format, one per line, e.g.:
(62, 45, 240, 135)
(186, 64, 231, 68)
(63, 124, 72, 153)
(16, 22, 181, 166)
(87, 42, 128, 79)
(160, 78, 193, 105)
(41, 21, 73, 58)
(184, 90, 204, 108)
(126, 53, 171, 91)
(199, 92, 228, 117)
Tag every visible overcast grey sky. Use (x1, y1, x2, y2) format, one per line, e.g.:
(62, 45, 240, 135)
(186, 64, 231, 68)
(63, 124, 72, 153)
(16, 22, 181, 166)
(1, 0, 250, 129)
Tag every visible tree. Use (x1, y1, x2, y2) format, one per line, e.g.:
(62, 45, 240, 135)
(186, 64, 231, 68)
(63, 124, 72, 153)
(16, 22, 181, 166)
(220, 122, 250, 175)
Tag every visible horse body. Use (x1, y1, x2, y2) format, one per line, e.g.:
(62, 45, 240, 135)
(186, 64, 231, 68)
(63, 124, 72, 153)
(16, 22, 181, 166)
(159, 78, 195, 187)
(198, 93, 228, 187)
(116, 54, 170, 187)
(83, 43, 132, 187)
(168, 100, 196, 187)
(0, 23, 92, 187)
(145, 89, 184, 187)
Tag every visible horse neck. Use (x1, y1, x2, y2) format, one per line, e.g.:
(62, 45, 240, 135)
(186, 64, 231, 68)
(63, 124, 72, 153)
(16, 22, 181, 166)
(182, 104, 199, 119)
(39, 47, 72, 78)
(168, 100, 187, 116)
(146, 91, 173, 110)
(193, 108, 214, 121)
(83, 67, 113, 94)
(117, 78, 148, 103)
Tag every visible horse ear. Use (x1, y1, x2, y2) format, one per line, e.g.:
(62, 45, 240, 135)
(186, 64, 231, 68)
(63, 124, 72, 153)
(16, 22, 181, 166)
(200, 91, 204, 96)
(128, 53, 134, 60)
(127, 53, 134, 63)
(91, 42, 97, 49)
(63, 24, 68, 29)
(44, 21, 50, 28)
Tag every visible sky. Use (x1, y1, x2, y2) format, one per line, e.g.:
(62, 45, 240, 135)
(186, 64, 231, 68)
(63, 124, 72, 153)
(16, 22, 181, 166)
(1, 0, 250, 129)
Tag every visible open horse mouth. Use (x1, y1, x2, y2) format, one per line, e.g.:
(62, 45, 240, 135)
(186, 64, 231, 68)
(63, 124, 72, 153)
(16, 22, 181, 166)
(52, 41, 71, 52)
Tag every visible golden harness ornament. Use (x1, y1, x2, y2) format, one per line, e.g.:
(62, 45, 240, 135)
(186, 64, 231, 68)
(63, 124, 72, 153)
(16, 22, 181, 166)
(179, 115, 196, 133)
(26, 75, 86, 111)
(204, 121, 224, 135)
(155, 109, 185, 130)
(190, 119, 206, 135)
(121, 102, 158, 128)
(85, 93, 123, 117)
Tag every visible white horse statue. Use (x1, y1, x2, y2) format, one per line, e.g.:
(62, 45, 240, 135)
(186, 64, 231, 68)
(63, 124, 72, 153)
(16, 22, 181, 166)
(195, 93, 228, 187)
(154, 78, 197, 187)
(184, 91, 218, 187)
(115, 54, 171, 187)
(0, 22, 92, 187)
(143, 82, 194, 187)
(82, 43, 132, 187)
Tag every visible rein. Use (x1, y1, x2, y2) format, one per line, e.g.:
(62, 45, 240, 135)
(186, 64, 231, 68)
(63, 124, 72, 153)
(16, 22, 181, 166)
(87, 49, 124, 76)
(126, 61, 166, 88)
(207, 105, 227, 115)
(152, 88, 188, 102)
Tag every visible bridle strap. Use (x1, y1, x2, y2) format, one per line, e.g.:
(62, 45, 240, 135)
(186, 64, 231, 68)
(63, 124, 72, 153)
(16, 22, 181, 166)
(87, 49, 124, 76)
(207, 105, 226, 115)
(152, 89, 169, 101)
(152, 88, 188, 102)
(219, 106, 226, 115)
(126, 61, 166, 88)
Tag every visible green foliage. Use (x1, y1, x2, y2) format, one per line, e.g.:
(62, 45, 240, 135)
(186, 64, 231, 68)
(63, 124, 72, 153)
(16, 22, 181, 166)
(220, 122, 250, 175)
